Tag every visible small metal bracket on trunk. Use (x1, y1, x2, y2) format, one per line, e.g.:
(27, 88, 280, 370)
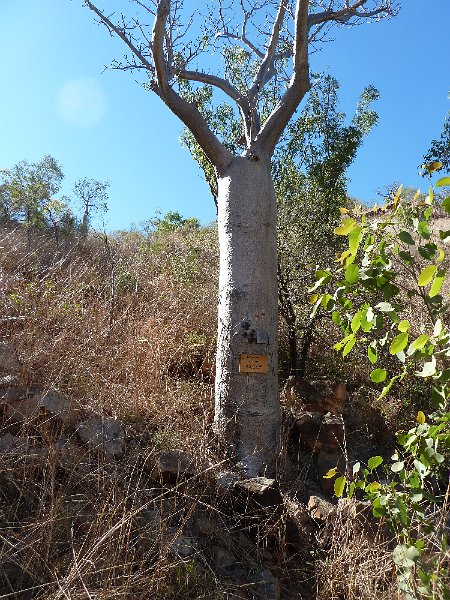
(256, 330, 269, 345)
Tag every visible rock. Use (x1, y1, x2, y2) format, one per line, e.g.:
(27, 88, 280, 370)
(3, 396, 40, 425)
(0, 374, 20, 389)
(284, 498, 316, 547)
(0, 342, 20, 373)
(76, 417, 125, 457)
(212, 545, 236, 568)
(37, 390, 73, 442)
(294, 411, 344, 452)
(294, 411, 323, 450)
(234, 477, 283, 510)
(37, 390, 71, 422)
(151, 450, 195, 483)
(2, 389, 72, 436)
(0, 433, 29, 454)
(308, 494, 334, 524)
(170, 533, 196, 558)
(249, 568, 280, 600)
(215, 470, 240, 495)
(283, 377, 346, 415)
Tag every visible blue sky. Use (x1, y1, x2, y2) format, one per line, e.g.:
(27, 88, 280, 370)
(0, 1, 449, 231)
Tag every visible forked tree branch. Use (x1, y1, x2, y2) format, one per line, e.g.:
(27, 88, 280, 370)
(85, 0, 396, 165)
(86, 0, 232, 172)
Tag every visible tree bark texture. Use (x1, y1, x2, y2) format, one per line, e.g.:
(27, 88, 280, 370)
(215, 156, 280, 476)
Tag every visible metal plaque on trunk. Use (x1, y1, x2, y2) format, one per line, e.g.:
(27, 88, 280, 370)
(239, 354, 269, 374)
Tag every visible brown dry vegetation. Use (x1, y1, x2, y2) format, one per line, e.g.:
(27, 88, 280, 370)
(0, 223, 404, 599)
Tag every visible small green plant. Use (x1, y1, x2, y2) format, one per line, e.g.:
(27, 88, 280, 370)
(315, 169, 450, 598)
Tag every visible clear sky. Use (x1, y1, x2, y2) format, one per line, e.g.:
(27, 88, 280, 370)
(1, 1, 449, 231)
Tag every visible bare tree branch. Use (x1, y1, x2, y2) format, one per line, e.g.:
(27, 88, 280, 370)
(85, 0, 397, 163)
(85, 0, 154, 73)
(177, 70, 242, 105)
(308, 0, 395, 28)
(85, 0, 232, 172)
(254, 0, 310, 156)
(248, 0, 288, 102)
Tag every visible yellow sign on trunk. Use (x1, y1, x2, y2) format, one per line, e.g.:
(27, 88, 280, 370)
(239, 354, 269, 374)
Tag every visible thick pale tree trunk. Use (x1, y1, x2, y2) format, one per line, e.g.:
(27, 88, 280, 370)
(214, 156, 281, 477)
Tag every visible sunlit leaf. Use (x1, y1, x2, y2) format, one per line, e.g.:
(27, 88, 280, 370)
(368, 456, 383, 470)
(370, 368, 387, 383)
(440, 197, 450, 216)
(351, 311, 362, 333)
(416, 355, 437, 378)
(323, 467, 337, 479)
(335, 218, 356, 236)
(411, 335, 429, 350)
(417, 265, 437, 287)
(391, 461, 404, 473)
(366, 481, 381, 492)
(434, 319, 443, 336)
(348, 226, 363, 255)
(398, 320, 410, 332)
(389, 332, 408, 355)
(429, 270, 445, 297)
(342, 336, 356, 357)
(368, 342, 378, 364)
(345, 263, 359, 284)
(423, 161, 442, 173)
(436, 177, 450, 187)
(334, 476, 346, 498)
(416, 411, 426, 424)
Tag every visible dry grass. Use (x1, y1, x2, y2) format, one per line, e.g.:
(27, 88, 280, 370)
(0, 223, 408, 599)
(316, 501, 397, 600)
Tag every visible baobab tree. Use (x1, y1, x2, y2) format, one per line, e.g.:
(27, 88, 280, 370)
(84, 0, 397, 476)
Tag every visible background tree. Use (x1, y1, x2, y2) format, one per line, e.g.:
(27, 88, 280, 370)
(0, 155, 65, 245)
(85, 0, 396, 476)
(73, 177, 109, 236)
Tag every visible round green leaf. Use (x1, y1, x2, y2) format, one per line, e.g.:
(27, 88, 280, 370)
(368, 456, 383, 470)
(442, 197, 450, 214)
(399, 230, 415, 245)
(345, 263, 359, 284)
(418, 265, 437, 287)
(398, 320, 410, 332)
(368, 342, 378, 364)
(436, 177, 450, 187)
(370, 368, 387, 383)
(389, 332, 409, 355)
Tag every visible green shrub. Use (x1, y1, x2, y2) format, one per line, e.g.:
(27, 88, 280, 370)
(315, 171, 450, 599)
